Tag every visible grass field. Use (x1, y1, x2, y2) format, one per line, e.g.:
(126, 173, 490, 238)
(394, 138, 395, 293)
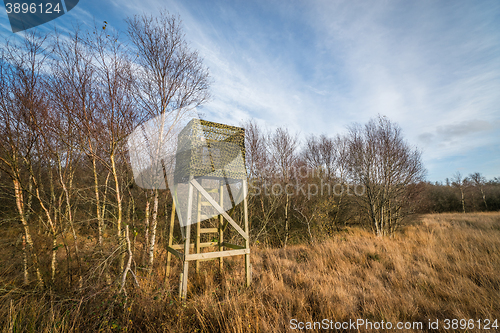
(1, 212, 500, 332)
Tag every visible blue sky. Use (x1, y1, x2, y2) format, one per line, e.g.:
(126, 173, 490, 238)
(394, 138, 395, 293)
(1, 0, 499, 182)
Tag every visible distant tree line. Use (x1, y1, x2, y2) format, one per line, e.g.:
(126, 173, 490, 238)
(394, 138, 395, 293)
(417, 172, 500, 213)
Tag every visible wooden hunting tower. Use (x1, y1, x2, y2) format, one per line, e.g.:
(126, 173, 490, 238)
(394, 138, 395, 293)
(166, 119, 250, 298)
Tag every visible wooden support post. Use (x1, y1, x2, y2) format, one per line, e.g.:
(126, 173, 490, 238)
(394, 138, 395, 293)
(166, 199, 176, 277)
(165, 120, 250, 299)
(179, 176, 194, 299)
(243, 179, 251, 287)
(196, 190, 201, 273)
(219, 180, 224, 271)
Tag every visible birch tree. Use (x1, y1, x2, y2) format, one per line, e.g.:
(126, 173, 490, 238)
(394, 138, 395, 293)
(452, 172, 467, 214)
(347, 116, 425, 236)
(267, 127, 299, 247)
(470, 172, 488, 211)
(0, 32, 49, 284)
(126, 11, 211, 270)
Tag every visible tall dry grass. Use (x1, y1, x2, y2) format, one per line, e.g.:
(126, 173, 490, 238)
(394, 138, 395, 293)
(1, 212, 500, 332)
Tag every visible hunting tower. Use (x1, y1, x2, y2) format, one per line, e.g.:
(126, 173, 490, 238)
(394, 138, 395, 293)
(165, 119, 250, 298)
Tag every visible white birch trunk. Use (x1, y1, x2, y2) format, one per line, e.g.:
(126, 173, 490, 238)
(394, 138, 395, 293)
(148, 190, 159, 272)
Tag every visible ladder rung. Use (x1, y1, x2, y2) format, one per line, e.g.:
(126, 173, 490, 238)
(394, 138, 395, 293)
(200, 228, 218, 233)
(198, 257, 217, 262)
(199, 241, 218, 248)
(185, 248, 249, 261)
(199, 214, 211, 220)
(200, 202, 212, 206)
(170, 241, 218, 250)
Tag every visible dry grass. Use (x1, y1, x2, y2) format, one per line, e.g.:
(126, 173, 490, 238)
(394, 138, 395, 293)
(1, 212, 500, 332)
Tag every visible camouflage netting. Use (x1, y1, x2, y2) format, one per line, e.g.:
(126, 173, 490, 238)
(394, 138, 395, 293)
(172, 119, 247, 228)
(174, 119, 246, 183)
(128, 115, 247, 228)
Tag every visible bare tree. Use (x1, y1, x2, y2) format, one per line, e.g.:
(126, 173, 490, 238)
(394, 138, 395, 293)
(303, 135, 323, 171)
(267, 127, 299, 247)
(0, 32, 50, 285)
(243, 121, 286, 244)
(127, 11, 211, 270)
(89, 25, 136, 242)
(347, 116, 425, 236)
(302, 134, 336, 179)
(244, 120, 268, 180)
(47, 28, 102, 284)
(290, 158, 321, 243)
(331, 135, 350, 227)
(319, 135, 336, 180)
(470, 172, 488, 211)
(50, 28, 106, 246)
(451, 172, 468, 214)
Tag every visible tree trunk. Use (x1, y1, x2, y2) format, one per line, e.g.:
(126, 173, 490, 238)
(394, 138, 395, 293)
(142, 193, 150, 266)
(148, 189, 159, 272)
(22, 234, 28, 285)
(460, 187, 465, 213)
(51, 237, 57, 282)
(101, 172, 110, 234)
(111, 153, 122, 237)
(93, 157, 103, 245)
(119, 225, 139, 295)
(57, 159, 82, 285)
(480, 186, 488, 211)
(13, 177, 43, 285)
(284, 194, 289, 247)
(30, 163, 59, 283)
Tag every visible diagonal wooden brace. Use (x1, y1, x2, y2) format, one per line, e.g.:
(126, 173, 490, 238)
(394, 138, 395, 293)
(190, 178, 249, 240)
